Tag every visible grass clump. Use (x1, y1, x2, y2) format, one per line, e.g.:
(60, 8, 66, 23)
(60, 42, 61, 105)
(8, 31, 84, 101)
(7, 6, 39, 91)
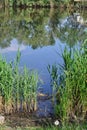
(0, 122, 87, 130)
(48, 40, 87, 123)
(0, 52, 39, 114)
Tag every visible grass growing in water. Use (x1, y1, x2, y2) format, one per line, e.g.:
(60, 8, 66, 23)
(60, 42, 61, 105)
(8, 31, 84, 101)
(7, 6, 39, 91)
(0, 52, 39, 114)
(48, 40, 87, 123)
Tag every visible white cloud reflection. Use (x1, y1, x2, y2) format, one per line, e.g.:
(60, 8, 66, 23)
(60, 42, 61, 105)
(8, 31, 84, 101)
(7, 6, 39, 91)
(0, 38, 26, 54)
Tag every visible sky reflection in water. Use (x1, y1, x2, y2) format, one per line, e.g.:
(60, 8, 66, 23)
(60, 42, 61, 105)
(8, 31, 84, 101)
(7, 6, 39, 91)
(0, 8, 87, 94)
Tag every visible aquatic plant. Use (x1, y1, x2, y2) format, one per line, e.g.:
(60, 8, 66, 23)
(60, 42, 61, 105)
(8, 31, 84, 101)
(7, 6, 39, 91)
(47, 64, 58, 102)
(0, 52, 39, 114)
(56, 41, 87, 122)
(48, 41, 87, 122)
(0, 56, 14, 113)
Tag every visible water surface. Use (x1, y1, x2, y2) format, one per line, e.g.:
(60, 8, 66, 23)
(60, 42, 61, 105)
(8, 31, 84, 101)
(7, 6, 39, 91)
(0, 7, 87, 116)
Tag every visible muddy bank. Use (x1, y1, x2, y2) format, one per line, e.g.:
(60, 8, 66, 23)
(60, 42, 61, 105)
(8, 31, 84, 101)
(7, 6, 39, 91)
(5, 113, 54, 128)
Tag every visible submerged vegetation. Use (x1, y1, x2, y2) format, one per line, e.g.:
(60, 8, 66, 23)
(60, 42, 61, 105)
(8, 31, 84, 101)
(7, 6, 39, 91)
(0, 51, 39, 114)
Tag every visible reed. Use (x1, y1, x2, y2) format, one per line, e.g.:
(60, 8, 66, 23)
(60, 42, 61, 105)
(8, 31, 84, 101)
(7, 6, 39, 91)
(0, 52, 39, 114)
(48, 40, 87, 122)
(47, 64, 58, 102)
(56, 41, 87, 122)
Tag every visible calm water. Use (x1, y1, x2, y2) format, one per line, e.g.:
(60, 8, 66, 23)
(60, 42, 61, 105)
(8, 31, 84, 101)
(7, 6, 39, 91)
(0, 7, 87, 92)
(0, 7, 87, 116)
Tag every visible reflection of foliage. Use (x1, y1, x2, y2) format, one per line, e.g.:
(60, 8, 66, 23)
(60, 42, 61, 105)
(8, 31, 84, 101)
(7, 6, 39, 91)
(0, 9, 50, 49)
(58, 14, 87, 47)
(48, 8, 68, 38)
(1, 0, 72, 7)
(0, 8, 59, 49)
(0, 7, 87, 49)
(48, 9, 87, 47)
(58, 26, 86, 47)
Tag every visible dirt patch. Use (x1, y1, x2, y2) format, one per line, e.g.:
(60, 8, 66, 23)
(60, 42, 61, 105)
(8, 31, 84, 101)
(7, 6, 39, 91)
(4, 112, 53, 128)
(0, 93, 53, 128)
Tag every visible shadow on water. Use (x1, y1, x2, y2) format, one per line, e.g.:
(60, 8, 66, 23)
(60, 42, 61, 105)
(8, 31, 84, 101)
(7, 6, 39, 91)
(0, 6, 87, 117)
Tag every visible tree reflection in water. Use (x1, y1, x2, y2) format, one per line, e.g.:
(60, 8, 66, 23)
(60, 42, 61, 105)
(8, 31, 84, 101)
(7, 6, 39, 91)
(0, 7, 87, 49)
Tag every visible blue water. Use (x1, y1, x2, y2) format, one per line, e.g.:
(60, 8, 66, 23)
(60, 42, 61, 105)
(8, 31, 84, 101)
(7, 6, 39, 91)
(0, 8, 87, 116)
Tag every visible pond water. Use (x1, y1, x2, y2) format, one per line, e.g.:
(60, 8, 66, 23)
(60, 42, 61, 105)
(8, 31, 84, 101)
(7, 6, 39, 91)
(0, 7, 87, 116)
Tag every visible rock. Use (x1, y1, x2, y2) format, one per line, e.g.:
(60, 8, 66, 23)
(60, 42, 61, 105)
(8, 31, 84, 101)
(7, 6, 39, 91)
(0, 115, 5, 124)
(37, 93, 52, 100)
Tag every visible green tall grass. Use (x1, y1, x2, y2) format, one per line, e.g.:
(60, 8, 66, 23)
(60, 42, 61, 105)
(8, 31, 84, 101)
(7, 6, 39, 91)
(57, 42, 87, 122)
(48, 40, 87, 123)
(0, 52, 39, 114)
